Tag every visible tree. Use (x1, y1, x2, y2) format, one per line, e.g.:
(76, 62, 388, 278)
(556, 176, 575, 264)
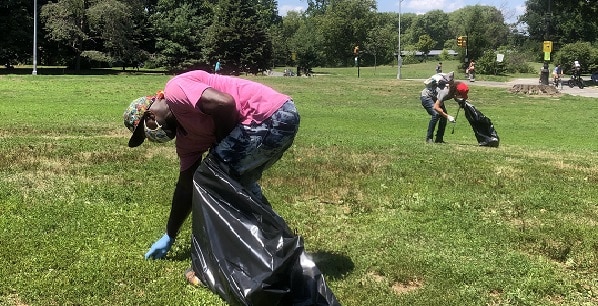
(450, 5, 509, 63)
(316, 0, 376, 66)
(87, 0, 147, 69)
(151, 0, 210, 70)
(40, 0, 89, 70)
(364, 12, 400, 66)
(288, 14, 323, 72)
(520, 0, 598, 45)
(410, 10, 450, 50)
(0, 0, 38, 66)
(202, 0, 275, 74)
(305, 0, 330, 16)
(553, 42, 597, 74)
(415, 34, 435, 61)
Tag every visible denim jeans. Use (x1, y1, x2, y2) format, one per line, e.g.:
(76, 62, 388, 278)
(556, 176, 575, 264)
(210, 100, 300, 199)
(421, 96, 447, 141)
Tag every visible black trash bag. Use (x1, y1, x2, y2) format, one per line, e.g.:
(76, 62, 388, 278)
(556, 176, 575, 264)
(190, 154, 340, 306)
(461, 101, 500, 147)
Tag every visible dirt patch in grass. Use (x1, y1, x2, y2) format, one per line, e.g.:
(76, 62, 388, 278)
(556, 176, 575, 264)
(392, 279, 424, 295)
(366, 272, 424, 295)
(508, 84, 562, 97)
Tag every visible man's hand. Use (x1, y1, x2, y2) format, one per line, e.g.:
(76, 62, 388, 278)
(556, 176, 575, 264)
(144, 234, 174, 260)
(447, 115, 456, 123)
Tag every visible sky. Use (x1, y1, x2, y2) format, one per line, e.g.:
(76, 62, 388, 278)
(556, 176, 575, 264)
(277, 0, 527, 22)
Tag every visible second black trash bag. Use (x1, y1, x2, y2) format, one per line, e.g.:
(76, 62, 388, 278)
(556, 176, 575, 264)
(461, 100, 500, 147)
(190, 154, 340, 306)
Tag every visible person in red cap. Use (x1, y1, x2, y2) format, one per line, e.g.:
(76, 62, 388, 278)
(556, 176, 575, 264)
(420, 72, 468, 143)
(432, 81, 469, 142)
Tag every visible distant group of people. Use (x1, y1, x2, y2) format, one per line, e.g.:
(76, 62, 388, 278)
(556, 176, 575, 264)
(543, 60, 593, 85)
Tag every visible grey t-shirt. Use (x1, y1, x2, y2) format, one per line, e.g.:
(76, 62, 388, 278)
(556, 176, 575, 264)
(436, 85, 452, 104)
(421, 72, 454, 99)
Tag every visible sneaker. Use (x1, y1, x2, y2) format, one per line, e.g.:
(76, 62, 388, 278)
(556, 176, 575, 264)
(435, 139, 447, 144)
(479, 138, 499, 147)
(426, 138, 434, 144)
(185, 267, 204, 287)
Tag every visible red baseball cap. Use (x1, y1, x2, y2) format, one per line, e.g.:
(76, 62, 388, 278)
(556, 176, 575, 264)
(456, 82, 469, 99)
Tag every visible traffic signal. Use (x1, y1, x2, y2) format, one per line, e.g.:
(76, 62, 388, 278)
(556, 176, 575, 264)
(457, 36, 467, 47)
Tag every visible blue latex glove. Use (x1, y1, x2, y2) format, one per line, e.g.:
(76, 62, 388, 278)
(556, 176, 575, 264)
(144, 234, 174, 260)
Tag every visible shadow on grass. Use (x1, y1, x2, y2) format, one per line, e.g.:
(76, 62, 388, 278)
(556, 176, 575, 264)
(169, 246, 354, 280)
(0, 67, 171, 75)
(310, 250, 354, 280)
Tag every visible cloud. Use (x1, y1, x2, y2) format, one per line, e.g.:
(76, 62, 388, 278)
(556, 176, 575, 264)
(279, 5, 305, 16)
(402, 0, 466, 14)
(515, 4, 526, 17)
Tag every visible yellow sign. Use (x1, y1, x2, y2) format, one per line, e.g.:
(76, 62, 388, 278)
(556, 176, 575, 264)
(543, 41, 553, 53)
(544, 52, 551, 61)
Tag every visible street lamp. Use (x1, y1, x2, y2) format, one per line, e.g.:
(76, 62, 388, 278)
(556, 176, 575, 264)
(397, 0, 404, 80)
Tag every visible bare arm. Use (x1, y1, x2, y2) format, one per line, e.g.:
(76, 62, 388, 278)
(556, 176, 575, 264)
(433, 99, 449, 118)
(198, 88, 238, 141)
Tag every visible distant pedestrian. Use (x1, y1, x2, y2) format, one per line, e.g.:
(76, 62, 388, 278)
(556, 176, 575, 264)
(436, 62, 443, 73)
(466, 60, 476, 82)
(214, 59, 221, 74)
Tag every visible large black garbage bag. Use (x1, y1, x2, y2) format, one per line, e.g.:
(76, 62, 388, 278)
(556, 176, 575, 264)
(190, 155, 340, 306)
(462, 101, 500, 147)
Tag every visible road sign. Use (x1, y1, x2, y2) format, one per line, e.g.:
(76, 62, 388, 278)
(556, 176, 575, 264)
(543, 41, 553, 53)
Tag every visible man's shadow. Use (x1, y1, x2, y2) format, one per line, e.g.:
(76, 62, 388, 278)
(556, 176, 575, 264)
(171, 246, 354, 280)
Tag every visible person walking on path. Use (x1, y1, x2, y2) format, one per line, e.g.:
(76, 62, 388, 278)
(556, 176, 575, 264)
(214, 59, 221, 74)
(467, 60, 476, 82)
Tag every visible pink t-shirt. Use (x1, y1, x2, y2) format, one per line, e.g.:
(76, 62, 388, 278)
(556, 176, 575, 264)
(164, 70, 290, 171)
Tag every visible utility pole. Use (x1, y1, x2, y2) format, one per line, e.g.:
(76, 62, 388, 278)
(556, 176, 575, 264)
(396, 0, 404, 79)
(32, 0, 38, 75)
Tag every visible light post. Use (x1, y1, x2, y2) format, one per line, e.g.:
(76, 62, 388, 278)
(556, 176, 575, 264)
(32, 0, 38, 75)
(396, 0, 404, 79)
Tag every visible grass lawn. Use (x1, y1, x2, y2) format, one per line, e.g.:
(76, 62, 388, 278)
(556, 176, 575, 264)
(0, 65, 596, 305)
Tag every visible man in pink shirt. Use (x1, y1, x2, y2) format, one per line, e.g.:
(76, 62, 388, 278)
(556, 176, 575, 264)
(123, 70, 300, 263)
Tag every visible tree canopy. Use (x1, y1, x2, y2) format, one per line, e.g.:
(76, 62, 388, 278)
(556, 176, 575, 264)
(2, 0, 597, 73)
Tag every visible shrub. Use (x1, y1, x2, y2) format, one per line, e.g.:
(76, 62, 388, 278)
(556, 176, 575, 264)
(553, 42, 598, 74)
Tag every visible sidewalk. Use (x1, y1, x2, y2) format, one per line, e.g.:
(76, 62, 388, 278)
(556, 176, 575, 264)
(468, 78, 598, 98)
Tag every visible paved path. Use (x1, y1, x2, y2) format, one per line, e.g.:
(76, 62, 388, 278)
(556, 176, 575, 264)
(467, 78, 598, 98)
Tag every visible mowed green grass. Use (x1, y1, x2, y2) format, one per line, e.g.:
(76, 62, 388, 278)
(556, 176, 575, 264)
(0, 65, 597, 306)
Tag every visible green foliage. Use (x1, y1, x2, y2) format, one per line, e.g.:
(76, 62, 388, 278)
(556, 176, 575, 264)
(553, 42, 598, 74)
(449, 5, 509, 62)
(401, 53, 420, 65)
(475, 49, 503, 75)
(314, 0, 377, 67)
(414, 35, 435, 60)
(40, 0, 88, 53)
(152, 0, 209, 70)
(437, 49, 452, 62)
(0, 68, 597, 305)
(521, 0, 598, 44)
(473, 48, 535, 75)
(203, 0, 275, 74)
(5, 0, 598, 76)
(0, 0, 34, 64)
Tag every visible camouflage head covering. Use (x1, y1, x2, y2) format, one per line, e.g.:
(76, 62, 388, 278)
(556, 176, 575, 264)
(123, 92, 174, 147)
